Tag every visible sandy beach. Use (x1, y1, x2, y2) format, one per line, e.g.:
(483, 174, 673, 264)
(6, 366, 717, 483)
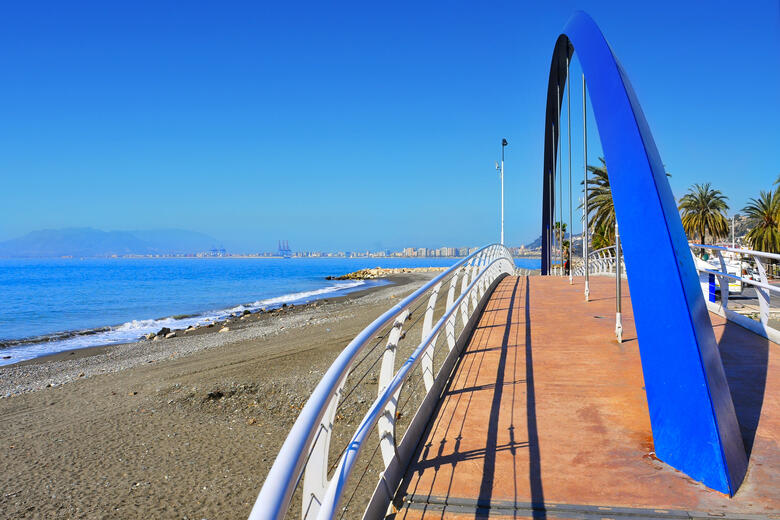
(0, 273, 435, 519)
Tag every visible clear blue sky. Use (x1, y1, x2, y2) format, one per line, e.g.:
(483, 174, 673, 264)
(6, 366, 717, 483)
(0, 1, 778, 252)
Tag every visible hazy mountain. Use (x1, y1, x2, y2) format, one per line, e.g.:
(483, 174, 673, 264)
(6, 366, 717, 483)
(0, 228, 222, 258)
(128, 229, 222, 255)
(525, 234, 543, 249)
(525, 232, 584, 255)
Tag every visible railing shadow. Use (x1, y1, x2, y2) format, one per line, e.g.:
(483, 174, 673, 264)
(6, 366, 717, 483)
(475, 278, 519, 513)
(716, 319, 770, 459)
(523, 276, 545, 519)
(392, 277, 546, 519)
(474, 276, 545, 519)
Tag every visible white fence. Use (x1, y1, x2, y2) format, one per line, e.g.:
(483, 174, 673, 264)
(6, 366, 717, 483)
(572, 245, 626, 278)
(691, 244, 779, 343)
(249, 244, 516, 520)
(574, 242, 779, 343)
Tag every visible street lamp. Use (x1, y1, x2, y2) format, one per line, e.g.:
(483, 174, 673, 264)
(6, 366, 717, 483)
(495, 138, 508, 245)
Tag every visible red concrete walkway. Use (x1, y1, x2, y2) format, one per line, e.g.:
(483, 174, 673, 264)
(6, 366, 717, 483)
(392, 275, 779, 519)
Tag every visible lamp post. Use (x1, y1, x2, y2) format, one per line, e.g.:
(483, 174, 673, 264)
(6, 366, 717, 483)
(495, 138, 508, 245)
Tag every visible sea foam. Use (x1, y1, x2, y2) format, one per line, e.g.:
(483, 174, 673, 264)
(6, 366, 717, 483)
(0, 279, 379, 367)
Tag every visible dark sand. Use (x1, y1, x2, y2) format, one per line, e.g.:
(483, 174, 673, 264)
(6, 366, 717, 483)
(0, 274, 434, 519)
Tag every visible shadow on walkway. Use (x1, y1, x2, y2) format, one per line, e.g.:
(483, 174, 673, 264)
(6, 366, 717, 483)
(717, 320, 769, 459)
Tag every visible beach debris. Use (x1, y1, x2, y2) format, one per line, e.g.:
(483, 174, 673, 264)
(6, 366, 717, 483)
(219, 326, 230, 333)
(78, 372, 85, 378)
(246, 417, 257, 425)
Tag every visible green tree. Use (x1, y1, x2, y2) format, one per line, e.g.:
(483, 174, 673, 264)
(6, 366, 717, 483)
(743, 189, 780, 254)
(585, 158, 616, 246)
(553, 221, 567, 246)
(591, 224, 612, 250)
(677, 183, 729, 244)
(581, 157, 670, 248)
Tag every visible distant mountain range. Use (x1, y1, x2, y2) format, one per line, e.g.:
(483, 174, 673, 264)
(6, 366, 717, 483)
(525, 232, 584, 255)
(0, 228, 223, 258)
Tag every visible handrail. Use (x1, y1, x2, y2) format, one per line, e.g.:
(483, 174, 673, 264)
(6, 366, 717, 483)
(248, 244, 514, 520)
(690, 243, 777, 335)
(573, 245, 624, 277)
(314, 256, 515, 518)
(691, 243, 780, 262)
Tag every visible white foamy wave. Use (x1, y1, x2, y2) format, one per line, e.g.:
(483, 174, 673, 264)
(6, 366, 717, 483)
(0, 279, 381, 367)
(250, 280, 366, 308)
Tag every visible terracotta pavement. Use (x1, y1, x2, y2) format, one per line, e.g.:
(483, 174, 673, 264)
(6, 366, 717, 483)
(391, 275, 779, 519)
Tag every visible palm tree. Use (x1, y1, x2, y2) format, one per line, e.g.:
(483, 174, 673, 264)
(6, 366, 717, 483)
(677, 183, 729, 244)
(585, 158, 616, 245)
(743, 190, 780, 254)
(591, 224, 612, 250)
(581, 157, 670, 248)
(553, 221, 567, 246)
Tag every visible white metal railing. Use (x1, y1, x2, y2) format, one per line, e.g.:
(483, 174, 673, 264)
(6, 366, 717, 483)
(573, 245, 626, 277)
(691, 244, 779, 342)
(249, 244, 516, 520)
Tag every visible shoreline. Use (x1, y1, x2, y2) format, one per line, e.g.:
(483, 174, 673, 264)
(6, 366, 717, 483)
(0, 277, 388, 367)
(0, 271, 437, 519)
(0, 273, 426, 396)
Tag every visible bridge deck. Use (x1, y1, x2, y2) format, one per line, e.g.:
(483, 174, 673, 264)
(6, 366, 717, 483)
(392, 275, 779, 519)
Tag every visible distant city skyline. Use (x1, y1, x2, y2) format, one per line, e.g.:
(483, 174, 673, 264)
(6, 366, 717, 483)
(0, 226, 542, 258)
(0, 2, 777, 251)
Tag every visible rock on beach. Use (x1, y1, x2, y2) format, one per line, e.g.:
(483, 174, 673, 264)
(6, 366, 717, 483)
(332, 266, 447, 280)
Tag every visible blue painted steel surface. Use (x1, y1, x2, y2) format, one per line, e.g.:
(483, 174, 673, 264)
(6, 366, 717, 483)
(542, 12, 747, 494)
(709, 273, 718, 303)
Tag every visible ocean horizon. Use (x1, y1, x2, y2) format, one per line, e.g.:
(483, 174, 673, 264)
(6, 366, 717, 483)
(0, 256, 541, 365)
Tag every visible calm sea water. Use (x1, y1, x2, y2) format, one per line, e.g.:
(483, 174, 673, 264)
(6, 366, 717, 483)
(0, 256, 540, 365)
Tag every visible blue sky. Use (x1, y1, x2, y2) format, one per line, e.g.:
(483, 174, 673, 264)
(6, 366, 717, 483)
(0, 1, 778, 252)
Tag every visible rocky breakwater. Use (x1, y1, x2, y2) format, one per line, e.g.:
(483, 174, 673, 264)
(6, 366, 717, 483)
(328, 266, 448, 280)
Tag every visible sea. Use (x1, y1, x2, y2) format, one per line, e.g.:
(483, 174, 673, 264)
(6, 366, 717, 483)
(0, 256, 540, 366)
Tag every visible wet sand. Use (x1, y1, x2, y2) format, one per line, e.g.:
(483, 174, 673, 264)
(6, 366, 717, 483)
(0, 273, 434, 519)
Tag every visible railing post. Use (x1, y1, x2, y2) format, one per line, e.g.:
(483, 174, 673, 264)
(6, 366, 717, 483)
(716, 250, 729, 310)
(420, 283, 442, 392)
(583, 73, 590, 300)
(377, 310, 410, 468)
(302, 385, 345, 520)
(615, 224, 623, 343)
(445, 271, 459, 351)
(753, 255, 770, 327)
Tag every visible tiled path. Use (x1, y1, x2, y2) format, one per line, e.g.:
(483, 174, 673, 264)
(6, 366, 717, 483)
(393, 276, 779, 519)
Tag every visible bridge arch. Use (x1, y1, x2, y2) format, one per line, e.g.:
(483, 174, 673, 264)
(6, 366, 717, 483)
(541, 12, 747, 495)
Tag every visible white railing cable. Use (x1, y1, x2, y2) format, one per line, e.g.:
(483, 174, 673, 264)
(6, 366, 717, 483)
(248, 244, 514, 520)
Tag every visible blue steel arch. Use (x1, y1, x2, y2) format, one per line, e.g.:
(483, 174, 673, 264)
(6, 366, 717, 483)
(542, 12, 747, 495)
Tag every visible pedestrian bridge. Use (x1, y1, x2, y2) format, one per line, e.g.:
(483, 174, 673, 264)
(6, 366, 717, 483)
(248, 10, 779, 520)
(394, 275, 778, 519)
(249, 246, 779, 520)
